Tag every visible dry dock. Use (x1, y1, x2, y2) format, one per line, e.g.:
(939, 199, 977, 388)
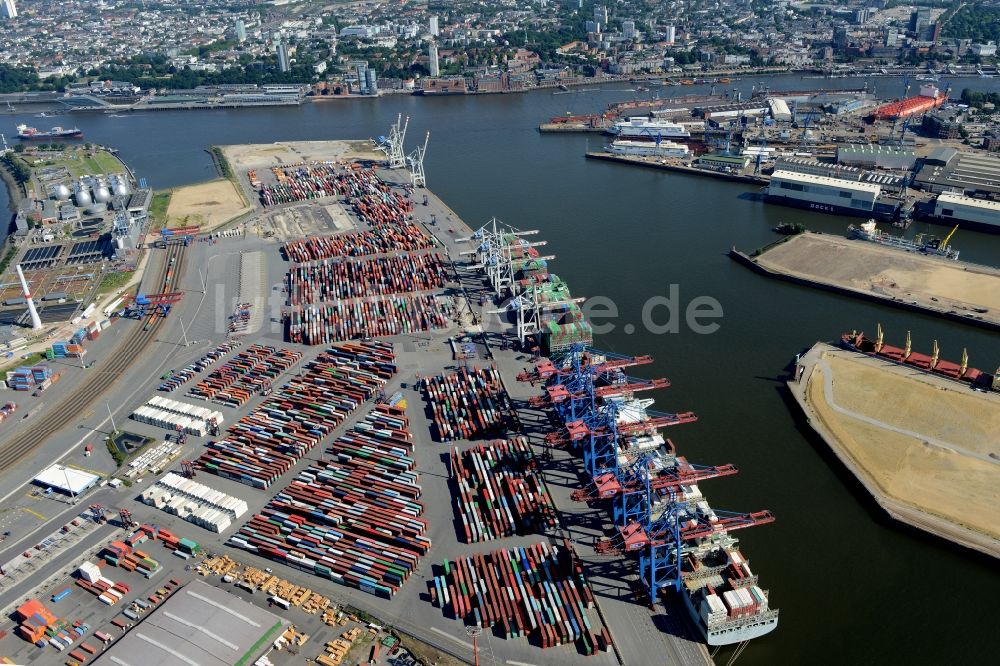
(732, 232, 1000, 331)
(788, 343, 1000, 559)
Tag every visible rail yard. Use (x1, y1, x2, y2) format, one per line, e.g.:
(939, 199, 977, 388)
(0, 134, 782, 666)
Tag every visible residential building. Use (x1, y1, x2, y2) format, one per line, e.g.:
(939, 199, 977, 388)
(1, 0, 15, 20)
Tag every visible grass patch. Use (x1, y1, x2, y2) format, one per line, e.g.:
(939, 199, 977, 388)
(149, 191, 172, 230)
(0, 244, 18, 277)
(106, 440, 126, 467)
(97, 270, 135, 295)
(210, 146, 233, 179)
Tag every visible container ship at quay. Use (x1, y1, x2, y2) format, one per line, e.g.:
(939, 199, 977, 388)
(848, 219, 960, 260)
(520, 347, 778, 646)
(607, 139, 690, 158)
(609, 116, 691, 140)
(841, 324, 1000, 392)
(16, 124, 83, 140)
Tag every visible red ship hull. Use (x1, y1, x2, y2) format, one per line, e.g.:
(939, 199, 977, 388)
(840, 330, 997, 392)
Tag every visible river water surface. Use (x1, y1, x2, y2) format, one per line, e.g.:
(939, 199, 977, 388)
(4, 74, 999, 665)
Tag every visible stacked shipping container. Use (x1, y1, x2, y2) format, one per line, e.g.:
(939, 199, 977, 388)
(188, 344, 303, 406)
(450, 437, 557, 542)
(228, 404, 429, 599)
(429, 541, 606, 654)
(285, 296, 449, 345)
(421, 366, 512, 441)
(286, 253, 448, 304)
(196, 342, 396, 489)
(158, 341, 242, 392)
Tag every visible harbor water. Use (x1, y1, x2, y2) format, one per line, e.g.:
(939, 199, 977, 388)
(4, 74, 1000, 665)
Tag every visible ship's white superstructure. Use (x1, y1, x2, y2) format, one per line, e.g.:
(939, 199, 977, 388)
(608, 139, 690, 158)
(610, 117, 691, 139)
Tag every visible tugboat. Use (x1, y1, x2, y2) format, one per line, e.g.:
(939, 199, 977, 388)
(772, 222, 805, 235)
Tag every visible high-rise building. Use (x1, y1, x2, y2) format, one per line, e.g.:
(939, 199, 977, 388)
(276, 42, 290, 73)
(594, 6, 608, 32)
(235, 19, 247, 43)
(365, 69, 378, 96)
(623, 20, 636, 40)
(885, 27, 899, 47)
(429, 15, 439, 36)
(428, 42, 440, 77)
(909, 8, 931, 35)
(664, 25, 676, 44)
(833, 26, 849, 49)
(585, 20, 596, 33)
(1, 0, 17, 19)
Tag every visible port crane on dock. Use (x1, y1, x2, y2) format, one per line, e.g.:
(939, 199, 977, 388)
(523, 343, 775, 607)
(156, 225, 200, 247)
(121, 292, 183, 320)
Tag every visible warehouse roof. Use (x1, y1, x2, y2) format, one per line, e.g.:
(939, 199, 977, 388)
(770, 169, 882, 193)
(837, 144, 915, 157)
(936, 191, 1000, 210)
(92, 580, 287, 666)
(33, 464, 100, 495)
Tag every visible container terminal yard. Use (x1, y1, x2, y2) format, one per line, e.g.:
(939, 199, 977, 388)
(0, 130, 785, 666)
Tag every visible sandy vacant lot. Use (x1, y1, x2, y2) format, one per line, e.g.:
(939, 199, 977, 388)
(757, 233, 1000, 324)
(166, 178, 251, 230)
(222, 140, 383, 173)
(806, 351, 1000, 542)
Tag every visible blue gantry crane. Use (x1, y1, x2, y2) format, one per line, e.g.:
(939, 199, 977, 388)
(520, 343, 776, 604)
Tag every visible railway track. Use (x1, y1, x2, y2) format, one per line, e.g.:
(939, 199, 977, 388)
(0, 243, 189, 470)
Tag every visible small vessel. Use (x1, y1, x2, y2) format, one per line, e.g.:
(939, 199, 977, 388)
(16, 124, 83, 140)
(607, 139, 689, 158)
(772, 222, 805, 235)
(847, 219, 959, 260)
(842, 325, 999, 392)
(610, 117, 691, 140)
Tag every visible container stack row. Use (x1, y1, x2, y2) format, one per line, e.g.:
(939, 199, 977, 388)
(421, 366, 512, 441)
(158, 341, 242, 392)
(6, 365, 55, 392)
(50, 341, 86, 358)
(196, 342, 396, 489)
(228, 404, 429, 599)
(283, 221, 432, 262)
(188, 344, 303, 406)
(286, 253, 448, 304)
(131, 404, 210, 437)
(285, 296, 449, 345)
(429, 541, 606, 653)
(146, 396, 224, 426)
(450, 437, 557, 543)
(139, 472, 249, 533)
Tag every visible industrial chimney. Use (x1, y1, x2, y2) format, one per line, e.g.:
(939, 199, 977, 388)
(16, 264, 42, 331)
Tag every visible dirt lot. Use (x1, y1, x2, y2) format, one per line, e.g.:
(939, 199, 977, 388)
(222, 140, 384, 173)
(165, 178, 251, 230)
(805, 350, 1000, 545)
(756, 233, 1000, 325)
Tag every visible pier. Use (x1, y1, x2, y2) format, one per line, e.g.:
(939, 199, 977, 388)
(788, 343, 1000, 559)
(586, 151, 770, 185)
(731, 232, 1000, 331)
